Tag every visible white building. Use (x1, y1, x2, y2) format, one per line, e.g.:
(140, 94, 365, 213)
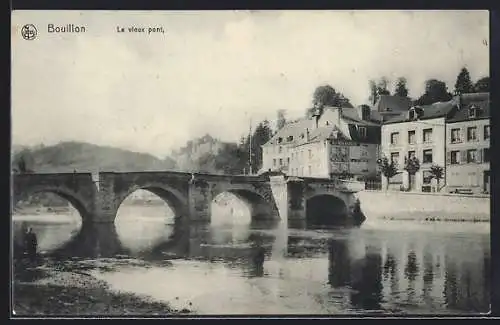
(381, 102, 453, 191)
(261, 105, 381, 180)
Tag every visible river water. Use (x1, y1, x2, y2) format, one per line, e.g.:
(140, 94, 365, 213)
(12, 201, 491, 315)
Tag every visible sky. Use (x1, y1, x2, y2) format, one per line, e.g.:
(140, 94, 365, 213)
(11, 10, 489, 158)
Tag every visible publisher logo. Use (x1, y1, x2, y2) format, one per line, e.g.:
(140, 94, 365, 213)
(21, 24, 37, 40)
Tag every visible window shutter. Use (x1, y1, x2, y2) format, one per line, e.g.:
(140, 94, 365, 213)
(446, 151, 451, 165)
(477, 149, 482, 164)
(460, 150, 467, 164)
(460, 128, 465, 143)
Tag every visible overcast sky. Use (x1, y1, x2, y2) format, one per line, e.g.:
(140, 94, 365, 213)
(11, 10, 489, 158)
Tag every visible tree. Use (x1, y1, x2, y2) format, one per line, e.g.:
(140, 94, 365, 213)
(276, 109, 286, 131)
(474, 76, 489, 93)
(394, 77, 409, 97)
(414, 79, 453, 106)
(369, 77, 391, 105)
(404, 155, 420, 191)
(454, 67, 474, 95)
(377, 156, 398, 191)
(307, 85, 353, 117)
(429, 164, 444, 191)
(377, 77, 391, 96)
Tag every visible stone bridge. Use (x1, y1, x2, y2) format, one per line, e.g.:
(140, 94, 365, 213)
(11, 171, 366, 226)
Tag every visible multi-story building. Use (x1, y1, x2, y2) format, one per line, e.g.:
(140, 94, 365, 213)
(445, 93, 490, 194)
(380, 92, 490, 193)
(381, 101, 455, 191)
(261, 105, 381, 180)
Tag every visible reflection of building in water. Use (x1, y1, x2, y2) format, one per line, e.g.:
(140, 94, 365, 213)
(443, 243, 490, 312)
(351, 232, 491, 314)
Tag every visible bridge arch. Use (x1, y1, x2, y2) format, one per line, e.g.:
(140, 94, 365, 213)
(113, 183, 189, 223)
(211, 185, 280, 223)
(305, 193, 349, 226)
(12, 186, 93, 222)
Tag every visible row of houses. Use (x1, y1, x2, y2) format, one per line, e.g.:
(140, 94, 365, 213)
(260, 92, 490, 194)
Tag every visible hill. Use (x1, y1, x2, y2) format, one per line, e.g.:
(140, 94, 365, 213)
(11, 141, 177, 173)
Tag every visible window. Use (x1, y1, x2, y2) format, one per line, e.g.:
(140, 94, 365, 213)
(386, 107, 392, 112)
(390, 132, 399, 145)
(390, 152, 400, 165)
(408, 151, 416, 159)
(469, 106, 478, 118)
(408, 130, 416, 144)
(484, 148, 490, 163)
(450, 151, 460, 164)
(308, 149, 312, 159)
(484, 125, 490, 140)
(325, 121, 330, 126)
(451, 128, 461, 143)
(423, 128, 432, 143)
(409, 109, 416, 120)
(287, 136, 294, 142)
(467, 127, 477, 141)
(279, 158, 283, 166)
(279, 146, 283, 153)
(278, 137, 283, 144)
(423, 149, 433, 164)
(467, 149, 477, 163)
(273, 159, 276, 167)
(287, 157, 290, 165)
(358, 126, 367, 138)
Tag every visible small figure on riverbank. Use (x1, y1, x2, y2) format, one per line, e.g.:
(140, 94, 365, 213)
(24, 228, 38, 261)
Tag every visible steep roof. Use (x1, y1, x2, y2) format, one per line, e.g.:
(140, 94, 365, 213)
(263, 118, 312, 146)
(373, 95, 412, 113)
(383, 101, 456, 124)
(446, 93, 490, 123)
(339, 107, 381, 126)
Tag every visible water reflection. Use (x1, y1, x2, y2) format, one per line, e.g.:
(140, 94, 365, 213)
(12, 208, 491, 315)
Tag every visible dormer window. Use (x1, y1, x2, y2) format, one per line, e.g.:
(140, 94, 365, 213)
(325, 121, 330, 126)
(277, 137, 283, 144)
(408, 107, 423, 120)
(468, 105, 479, 118)
(287, 136, 294, 142)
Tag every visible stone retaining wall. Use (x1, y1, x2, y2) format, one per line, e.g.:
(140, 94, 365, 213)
(356, 190, 490, 221)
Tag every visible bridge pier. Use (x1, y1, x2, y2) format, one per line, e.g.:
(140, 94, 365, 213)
(286, 179, 307, 222)
(188, 179, 212, 223)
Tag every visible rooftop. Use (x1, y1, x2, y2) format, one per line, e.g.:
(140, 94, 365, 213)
(372, 95, 413, 113)
(446, 93, 490, 123)
(383, 101, 456, 124)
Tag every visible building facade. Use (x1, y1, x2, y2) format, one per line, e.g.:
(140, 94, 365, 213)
(445, 93, 490, 194)
(261, 106, 381, 180)
(380, 92, 490, 193)
(381, 101, 455, 191)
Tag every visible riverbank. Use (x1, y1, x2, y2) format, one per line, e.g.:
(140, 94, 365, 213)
(12, 256, 191, 316)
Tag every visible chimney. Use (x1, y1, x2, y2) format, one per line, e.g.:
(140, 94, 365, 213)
(312, 106, 321, 129)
